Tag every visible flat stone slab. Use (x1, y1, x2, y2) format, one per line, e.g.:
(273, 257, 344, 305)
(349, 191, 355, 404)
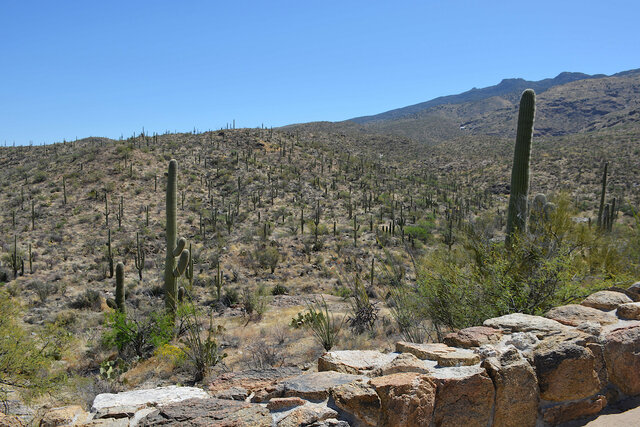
(318, 350, 398, 374)
(139, 397, 271, 426)
(443, 326, 503, 348)
(374, 352, 432, 376)
(437, 349, 481, 367)
(545, 304, 618, 326)
(92, 385, 209, 413)
(581, 291, 633, 311)
(395, 342, 456, 360)
(280, 371, 367, 400)
(484, 313, 569, 337)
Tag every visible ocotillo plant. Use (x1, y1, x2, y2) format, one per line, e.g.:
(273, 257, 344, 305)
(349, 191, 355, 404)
(505, 89, 536, 246)
(115, 262, 125, 313)
(134, 232, 145, 280)
(164, 159, 190, 317)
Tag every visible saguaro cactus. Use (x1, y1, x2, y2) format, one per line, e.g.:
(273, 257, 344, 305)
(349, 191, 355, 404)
(134, 232, 145, 280)
(164, 159, 190, 316)
(597, 162, 608, 230)
(115, 262, 125, 313)
(506, 89, 536, 245)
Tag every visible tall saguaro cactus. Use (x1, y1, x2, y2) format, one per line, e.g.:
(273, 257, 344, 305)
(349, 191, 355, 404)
(115, 262, 125, 313)
(506, 89, 536, 246)
(596, 162, 608, 230)
(164, 159, 190, 317)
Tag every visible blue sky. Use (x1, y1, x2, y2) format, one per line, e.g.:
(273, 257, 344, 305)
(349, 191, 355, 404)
(1, 1, 638, 145)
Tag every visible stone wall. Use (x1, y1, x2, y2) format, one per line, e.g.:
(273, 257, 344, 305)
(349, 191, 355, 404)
(38, 283, 640, 426)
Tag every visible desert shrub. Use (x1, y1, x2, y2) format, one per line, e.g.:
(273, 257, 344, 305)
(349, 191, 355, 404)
(245, 338, 285, 369)
(102, 310, 173, 360)
(254, 245, 280, 273)
(404, 217, 435, 243)
(387, 286, 432, 343)
(176, 303, 226, 382)
(70, 289, 101, 310)
(415, 195, 618, 338)
(271, 283, 288, 296)
(304, 297, 344, 351)
(242, 286, 270, 320)
(222, 287, 240, 307)
(30, 281, 58, 303)
(345, 274, 378, 334)
(0, 291, 65, 404)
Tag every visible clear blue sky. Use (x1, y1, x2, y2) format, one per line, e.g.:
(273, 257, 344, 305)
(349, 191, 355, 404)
(1, 1, 638, 145)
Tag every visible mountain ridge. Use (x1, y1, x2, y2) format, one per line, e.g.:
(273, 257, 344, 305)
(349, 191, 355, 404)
(349, 70, 632, 124)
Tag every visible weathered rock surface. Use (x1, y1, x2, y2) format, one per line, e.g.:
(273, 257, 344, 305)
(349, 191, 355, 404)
(484, 313, 569, 337)
(40, 405, 91, 426)
(266, 397, 307, 411)
(82, 418, 129, 426)
(212, 386, 248, 401)
(373, 352, 431, 376)
(395, 341, 455, 360)
(443, 326, 503, 348)
(139, 398, 271, 426)
(482, 348, 539, 427)
(626, 282, 640, 301)
(207, 367, 301, 398)
(280, 371, 366, 401)
(603, 325, 640, 395)
(616, 302, 640, 320)
(369, 373, 436, 427)
(318, 350, 397, 375)
(542, 395, 607, 425)
(92, 385, 209, 414)
(581, 290, 633, 311)
(533, 337, 602, 401)
(429, 365, 494, 427)
(330, 379, 381, 426)
(276, 402, 338, 427)
(545, 304, 618, 326)
(436, 349, 481, 367)
(0, 412, 23, 427)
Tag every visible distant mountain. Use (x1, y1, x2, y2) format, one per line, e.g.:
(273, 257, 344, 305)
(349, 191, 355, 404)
(350, 71, 605, 124)
(285, 68, 640, 144)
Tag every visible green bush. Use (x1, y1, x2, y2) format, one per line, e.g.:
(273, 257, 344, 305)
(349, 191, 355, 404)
(404, 218, 435, 243)
(0, 291, 65, 404)
(254, 245, 280, 273)
(414, 195, 624, 338)
(102, 310, 173, 359)
(176, 303, 227, 382)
